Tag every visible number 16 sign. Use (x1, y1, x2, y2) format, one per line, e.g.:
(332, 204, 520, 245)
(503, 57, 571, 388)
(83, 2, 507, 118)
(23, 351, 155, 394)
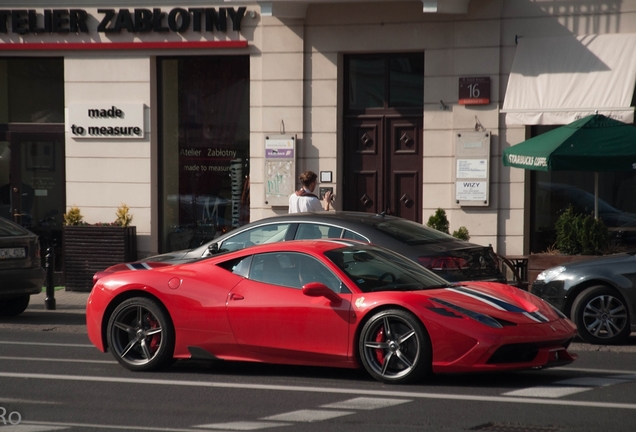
(458, 77, 490, 105)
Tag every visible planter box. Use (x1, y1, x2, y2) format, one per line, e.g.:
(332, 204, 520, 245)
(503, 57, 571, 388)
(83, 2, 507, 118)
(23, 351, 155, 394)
(527, 254, 596, 285)
(63, 226, 137, 292)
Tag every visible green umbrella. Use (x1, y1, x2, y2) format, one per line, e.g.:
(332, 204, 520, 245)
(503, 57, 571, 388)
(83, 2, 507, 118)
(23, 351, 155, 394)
(502, 114, 636, 218)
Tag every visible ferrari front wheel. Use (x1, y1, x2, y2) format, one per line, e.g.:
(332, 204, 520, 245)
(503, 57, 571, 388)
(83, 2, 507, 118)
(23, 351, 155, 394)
(359, 309, 431, 384)
(107, 297, 175, 371)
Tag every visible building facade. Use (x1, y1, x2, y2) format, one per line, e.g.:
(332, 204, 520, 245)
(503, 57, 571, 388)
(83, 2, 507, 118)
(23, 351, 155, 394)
(1, 0, 636, 277)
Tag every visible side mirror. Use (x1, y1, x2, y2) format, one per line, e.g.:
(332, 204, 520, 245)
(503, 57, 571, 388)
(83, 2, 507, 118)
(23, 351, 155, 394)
(302, 282, 342, 305)
(207, 243, 219, 254)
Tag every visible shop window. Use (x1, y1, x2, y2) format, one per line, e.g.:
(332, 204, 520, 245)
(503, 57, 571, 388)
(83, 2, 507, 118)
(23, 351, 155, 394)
(159, 56, 250, 252)
(529, 126, 636, 253)
(0, 58, 64, 123)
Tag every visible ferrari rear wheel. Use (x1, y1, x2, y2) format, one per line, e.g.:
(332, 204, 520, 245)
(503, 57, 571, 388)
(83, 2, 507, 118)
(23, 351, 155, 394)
(571, 285, 630, 345)
(359, 309, 431, 384)
(107, 297, 175, 371)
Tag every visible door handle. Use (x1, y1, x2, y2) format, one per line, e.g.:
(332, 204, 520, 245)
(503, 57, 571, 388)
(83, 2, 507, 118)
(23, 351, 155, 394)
(228, 293, 244, 301)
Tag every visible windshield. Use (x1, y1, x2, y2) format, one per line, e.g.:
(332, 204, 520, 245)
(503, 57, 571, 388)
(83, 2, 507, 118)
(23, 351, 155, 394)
(374, 218, 456, 245)
(324, 244, 450, 293)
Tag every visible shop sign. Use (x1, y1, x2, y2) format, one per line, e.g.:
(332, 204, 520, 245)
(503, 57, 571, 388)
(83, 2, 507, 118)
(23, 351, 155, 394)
(458, 77, 490, 105)
(0, 7, 246, 35)
(455, 181, 487, 201)
(67, 103, 145, 140)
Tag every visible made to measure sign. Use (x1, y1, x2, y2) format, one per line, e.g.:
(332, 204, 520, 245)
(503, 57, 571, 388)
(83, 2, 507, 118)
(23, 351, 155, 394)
(67, 103, 145, 139)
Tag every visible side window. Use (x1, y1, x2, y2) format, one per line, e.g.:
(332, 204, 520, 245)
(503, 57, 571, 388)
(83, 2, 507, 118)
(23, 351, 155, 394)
(296, 254, 345, 293)
(343, 230, 368, 242)
(249, 253, 301, 288)
(295, 224, 344, 240)
(295, 223, 324, 240)
(217, 255, 253, 277)
(249, 252, 346, 293)
(219, 223, 291, 253)
(327, 226, 343, 238)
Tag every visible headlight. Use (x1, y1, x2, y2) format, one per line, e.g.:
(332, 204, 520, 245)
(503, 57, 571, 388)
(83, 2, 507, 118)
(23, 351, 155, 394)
(536, 266, 566, 283)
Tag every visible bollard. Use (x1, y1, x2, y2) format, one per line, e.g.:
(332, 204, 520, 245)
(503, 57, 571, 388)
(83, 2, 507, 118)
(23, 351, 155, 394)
(44, 246, 56, 310)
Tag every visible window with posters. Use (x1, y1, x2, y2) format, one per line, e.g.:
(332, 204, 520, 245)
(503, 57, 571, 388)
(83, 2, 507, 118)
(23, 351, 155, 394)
(159, 56, 250, 252)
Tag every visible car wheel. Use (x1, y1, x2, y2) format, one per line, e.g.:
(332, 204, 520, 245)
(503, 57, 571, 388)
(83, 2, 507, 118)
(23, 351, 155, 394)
(107, 297, 175, 371)
(571, 285, 630, 345)
(0, 295, 30, 317)
(358, 309, 431, 384)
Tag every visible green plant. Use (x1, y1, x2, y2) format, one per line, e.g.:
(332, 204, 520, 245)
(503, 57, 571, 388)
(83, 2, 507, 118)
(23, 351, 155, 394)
(426, 208, 449, 234)
(115, 203, 134, 227)
(427, 208, 470, 240)
(63, 206, 85, 226)
(555, 206, 608, 255)
(452, 226, 470, 241)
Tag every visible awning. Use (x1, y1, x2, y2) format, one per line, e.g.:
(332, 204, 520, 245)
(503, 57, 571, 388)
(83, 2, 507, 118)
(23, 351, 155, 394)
(502, 34, 636, 125)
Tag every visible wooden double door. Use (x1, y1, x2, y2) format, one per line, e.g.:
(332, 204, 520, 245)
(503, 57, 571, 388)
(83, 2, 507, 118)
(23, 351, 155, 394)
(344, 114, 422, 223)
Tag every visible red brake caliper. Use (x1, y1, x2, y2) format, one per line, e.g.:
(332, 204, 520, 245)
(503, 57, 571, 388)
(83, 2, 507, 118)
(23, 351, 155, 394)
(146, 314, 160, 352)
(374, 326, 385, 365)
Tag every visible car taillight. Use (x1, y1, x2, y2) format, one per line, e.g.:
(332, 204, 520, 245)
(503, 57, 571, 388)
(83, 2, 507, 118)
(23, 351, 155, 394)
(418, 256, 469, 271)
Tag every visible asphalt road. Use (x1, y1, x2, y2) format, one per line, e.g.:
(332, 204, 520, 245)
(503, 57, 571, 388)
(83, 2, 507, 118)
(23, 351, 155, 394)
(1, 291, 636, 432)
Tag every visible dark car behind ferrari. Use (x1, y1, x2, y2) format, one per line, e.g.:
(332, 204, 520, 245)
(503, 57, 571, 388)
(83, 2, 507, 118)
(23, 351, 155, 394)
(109, 212, 505, 284)
(0, 216, 45, 316)
(531, 252, 636, 345)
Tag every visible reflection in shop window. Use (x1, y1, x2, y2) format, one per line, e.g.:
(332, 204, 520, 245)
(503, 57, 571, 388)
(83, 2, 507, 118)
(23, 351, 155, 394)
(159, 56, 250, 252)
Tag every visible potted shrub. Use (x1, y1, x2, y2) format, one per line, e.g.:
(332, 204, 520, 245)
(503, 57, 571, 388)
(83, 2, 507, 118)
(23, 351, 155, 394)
(527, 206, 608, 284)
(63, 204, 137, 292)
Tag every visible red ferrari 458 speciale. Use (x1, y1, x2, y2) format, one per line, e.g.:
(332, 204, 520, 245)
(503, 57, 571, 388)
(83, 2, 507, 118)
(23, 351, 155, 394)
(86, 240, 577, 384)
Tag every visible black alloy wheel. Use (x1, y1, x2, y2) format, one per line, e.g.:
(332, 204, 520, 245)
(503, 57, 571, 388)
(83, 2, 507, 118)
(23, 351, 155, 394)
(359, 309, 431, 384)
(107, 297, 175, 371)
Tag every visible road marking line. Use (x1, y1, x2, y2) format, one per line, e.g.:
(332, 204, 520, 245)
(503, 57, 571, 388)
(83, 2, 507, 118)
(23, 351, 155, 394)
(23, 421, 215, 432)
(2, 372, 636, 410)
(503, 386, 591, 398)
(614, 374, 636, 380)
(0, 356, 116, 364)
(262, 409, 354, 422)
(0, 398, 61, 405)
(194, 421, 290, 430)
(554, 377, 633, 386)
(0, 426, 68, 431)
(321, 397, 411, 410)
(0, 341, 93, 348)
(503, 375, 636, 398)
(561, 366, 636, 375)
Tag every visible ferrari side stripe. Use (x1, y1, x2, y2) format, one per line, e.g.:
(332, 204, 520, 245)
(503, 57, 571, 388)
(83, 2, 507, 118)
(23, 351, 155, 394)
(126, 263, 153, 271)
(447, 287, 522, 312)
(449, 287, 549, 322)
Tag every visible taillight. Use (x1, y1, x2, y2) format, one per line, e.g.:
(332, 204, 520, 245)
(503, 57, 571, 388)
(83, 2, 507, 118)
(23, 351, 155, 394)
(418, 256, 469, 271)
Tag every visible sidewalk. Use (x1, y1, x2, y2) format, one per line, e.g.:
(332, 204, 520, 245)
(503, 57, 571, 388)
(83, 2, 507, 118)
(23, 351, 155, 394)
(27, 289, 90, 313)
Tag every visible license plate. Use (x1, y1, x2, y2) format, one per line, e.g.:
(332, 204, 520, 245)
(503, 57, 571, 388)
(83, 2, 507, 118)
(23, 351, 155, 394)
(0, 247, 26, 259)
